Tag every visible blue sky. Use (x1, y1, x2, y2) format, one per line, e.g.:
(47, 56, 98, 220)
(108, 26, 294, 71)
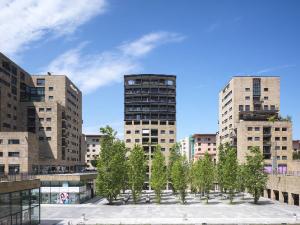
(1, 0, 300, 140)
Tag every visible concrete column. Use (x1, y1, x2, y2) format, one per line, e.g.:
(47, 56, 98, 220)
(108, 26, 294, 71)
(271, 189, 276, 200)
(279, 191, 284, 203)
(289, 193, 295, 206)
(263, 190, 268, 198)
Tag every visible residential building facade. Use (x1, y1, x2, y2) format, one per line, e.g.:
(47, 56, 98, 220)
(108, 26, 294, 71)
(179, 136, 192, 162)
(193, 134, 217, 163)
(0, 52, 84, 175)
(85, 135, 102, 170)
(124, 74, 176, 190)
(218, 76, 293, 173)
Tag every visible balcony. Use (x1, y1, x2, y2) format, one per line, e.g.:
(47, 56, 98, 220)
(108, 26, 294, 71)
(239, 110, 279, 121)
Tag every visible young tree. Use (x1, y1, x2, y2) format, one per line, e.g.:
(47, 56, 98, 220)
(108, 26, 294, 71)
(171, 156, 190, 204)
(191, 159, 204, 200)
(150, 146, 167, 203)
(127, 145, 147, 204)
(96, 126, 127, 204)
(217, 143, 226, 193)
(236, 164, 247, 199)
(245, 146, 268, 204)
(168, 143, 181, 193)
(223, 146, 238, 204)
(201, 152, 215, 203)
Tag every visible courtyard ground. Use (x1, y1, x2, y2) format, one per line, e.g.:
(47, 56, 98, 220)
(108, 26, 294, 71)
(40, 192, 300, 225)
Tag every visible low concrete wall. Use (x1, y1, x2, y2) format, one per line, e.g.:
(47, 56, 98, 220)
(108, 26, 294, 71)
(0, 179, 40, 193)
(265, 175, 300, 206)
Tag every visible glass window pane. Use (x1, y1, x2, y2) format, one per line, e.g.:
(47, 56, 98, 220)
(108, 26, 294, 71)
(22, 209, 30, 225)
(0, 193, 10, 218)
(41, 193, 50, 204)
(11, 192, 21, 214)
(22, 190, 30, 210)
(31, 189, 40, 207)
(31, 206, 40, 225)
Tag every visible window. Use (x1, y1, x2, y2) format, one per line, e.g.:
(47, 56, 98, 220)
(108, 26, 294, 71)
(46, 108, 52, 112)
(161, 139, 166, 143)
(282, 127, 287, 131)
(275, 137, 280, 141)
(135, 130, 140, 134)
(48, 96, 54, 100)
(126, 130, 131, 134)
(169, 130, 174, 134)
(46, 127, 51, 131)
(135, 139, 140, 143)
(270, 105, 275, 110)
(245, 96, 250, 100)
(275, 146, 280, 150)
(46, 137, 51, 141)
(248, 137, 253, 141)
(255, 137, 260, 141)
(0, 152, 3, 157)
(275, 127, 280, 131)
(245, 88, 250, 91)
(8, 152, 20, 157)
(264, 88, 269, 92)
(282, 137, 287, 141)
(282, 146, 287, 150)
(49, 87, 54, 91)
(245, 105, 250, 111)
(248, 127, 253, 131)
(46, 118, 51, 122)
(254, 127, 260, 131)
(8, 139, 20, 144)
(126, 139, 131, 143)
(36, 78, 45, 86)
(282, 156, 287, 160)
(165, 80, 174, 86)
(264, 105, 268, 110)
(169, 139, 174, 143)
(161, 130, 166, 134)
(239, 105, 243, 111)
(264, 96, 269, 100)
(39, 108, 44, 112)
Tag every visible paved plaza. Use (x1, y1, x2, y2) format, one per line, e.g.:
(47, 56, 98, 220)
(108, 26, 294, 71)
(40, 192, 300, 225)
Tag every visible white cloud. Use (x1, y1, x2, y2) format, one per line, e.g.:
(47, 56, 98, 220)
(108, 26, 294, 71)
(0, 0, 107, 56)
(43, 31, 185, 94)
(119, 31, 185, 57)
(256, 64, 296, 74)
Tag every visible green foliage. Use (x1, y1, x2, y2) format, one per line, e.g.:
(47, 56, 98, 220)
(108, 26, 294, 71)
(245, 146, 268, 204)
(127, 145, 147, 204)
(150, 145, 167, 203)
(168, 143, 181, 193)
(236, 164, 247, 195)
(222, 146, 238, 203)
(90, 159, 98, 168)
(201, 152, 215, 203)
(267, 115, 277, 123)
(293, 151, 300, 160)
(96, 126, 127, 204)
(217, 143, 227, 192)
(171, 156, 190, 204)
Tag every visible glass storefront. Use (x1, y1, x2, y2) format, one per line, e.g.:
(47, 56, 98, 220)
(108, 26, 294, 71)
(0, 188, 40, 225)
(40, 180, 93, 204)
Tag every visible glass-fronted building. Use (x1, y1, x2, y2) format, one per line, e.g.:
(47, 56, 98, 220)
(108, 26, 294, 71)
(37, 173, 96, 204)
(0, 179, 40, 225)
(40, 180, 92, 204)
